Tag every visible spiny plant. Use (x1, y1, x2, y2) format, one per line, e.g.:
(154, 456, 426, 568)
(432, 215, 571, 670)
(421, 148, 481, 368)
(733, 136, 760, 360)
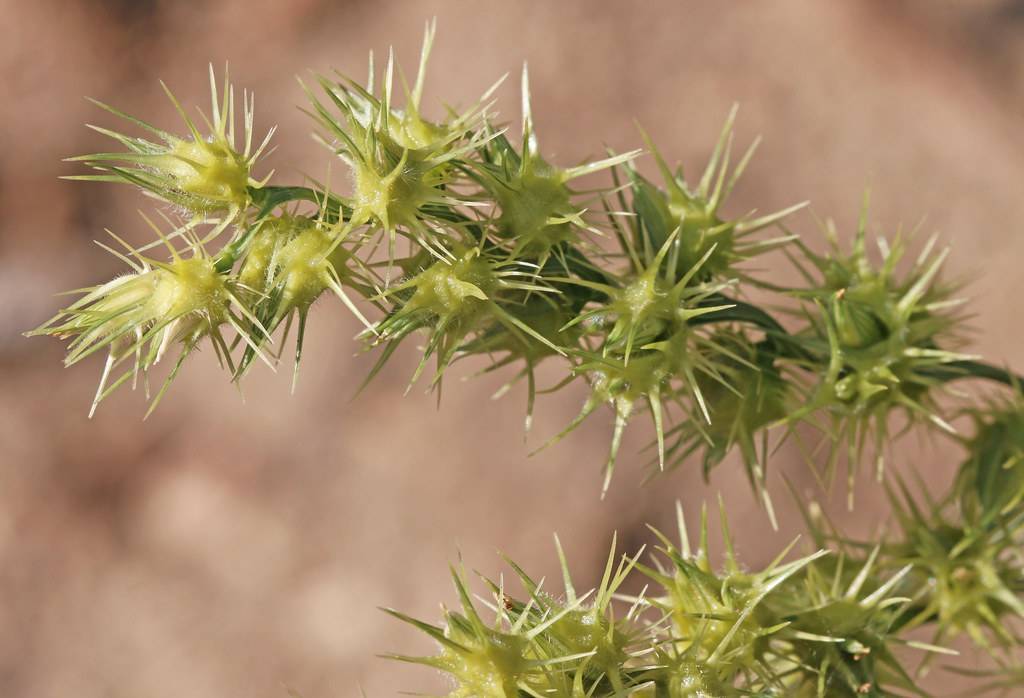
(28, 21, 1024, 695)
(389, 501, 999, 697)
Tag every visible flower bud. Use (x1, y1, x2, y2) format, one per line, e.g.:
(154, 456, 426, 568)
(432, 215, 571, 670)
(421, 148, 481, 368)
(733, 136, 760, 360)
(30, 230, 260, 414)
(69, 67, 273, 217)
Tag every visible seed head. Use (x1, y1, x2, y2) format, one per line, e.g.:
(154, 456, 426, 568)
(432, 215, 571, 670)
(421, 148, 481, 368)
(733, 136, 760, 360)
(29, 216, 264, 415)
(476, 67, 639, 269)
(231, 201, 377, 387)
(627, 106, 806, 284)
(365, 244, 563, 393)
(787, 194, 973, 494)
(68, 66, 274, 218)
(885, 475, 1024, 651)
(305, 21, 498, 277)
(642, 502, 827, 680)
(540, 232, 739, 495)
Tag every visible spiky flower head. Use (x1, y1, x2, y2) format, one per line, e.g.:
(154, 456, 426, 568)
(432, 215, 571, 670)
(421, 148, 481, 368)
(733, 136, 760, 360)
(787, 194, 974, 494)
(28, 216, 265, 415)
(233, 200, 377, 388)
(626, 106, 806, 285)
(385, 568, 535, 697)
(364, 243, 564, 393)
(884, 476, 1024, 652)
(68, 66, 274, 219)
(387, 501, 973, 697)
(385, 542, 647, 698)
(641, 502, 826, 683)
(474, 67, 639, 269)
(764, 547, 933, 698)
(539, 233, 740, 495)
(495, 534, 645, 694)
(305, 21, 499, 276)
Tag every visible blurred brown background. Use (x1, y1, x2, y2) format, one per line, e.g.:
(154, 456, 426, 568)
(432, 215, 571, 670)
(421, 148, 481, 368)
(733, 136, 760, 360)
(2, 1, 1024, 695)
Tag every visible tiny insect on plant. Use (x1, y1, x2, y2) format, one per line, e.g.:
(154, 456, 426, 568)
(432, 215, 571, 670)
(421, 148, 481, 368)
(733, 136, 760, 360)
(28, 20, 1024, 697)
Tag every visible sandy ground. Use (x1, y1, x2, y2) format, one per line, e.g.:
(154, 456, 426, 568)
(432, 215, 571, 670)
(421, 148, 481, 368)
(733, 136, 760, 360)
(1, 1, 1022, 695)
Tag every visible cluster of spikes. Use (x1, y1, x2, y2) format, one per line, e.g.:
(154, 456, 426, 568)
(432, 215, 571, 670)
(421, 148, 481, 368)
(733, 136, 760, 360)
(27, 21, 1024, 695)
(391, 399, 1024, 694)
(33, 24, 1020, 515)
(391, 489, 1023, 697)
